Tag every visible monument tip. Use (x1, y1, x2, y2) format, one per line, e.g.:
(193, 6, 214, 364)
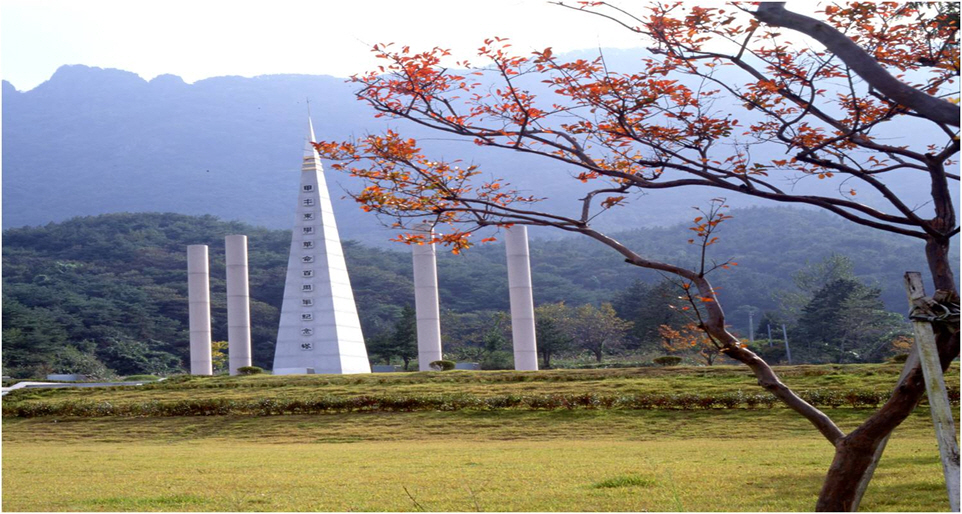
(305, 116, 317, 158)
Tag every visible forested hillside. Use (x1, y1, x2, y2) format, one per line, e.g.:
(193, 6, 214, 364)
(3, 208, 954, 377)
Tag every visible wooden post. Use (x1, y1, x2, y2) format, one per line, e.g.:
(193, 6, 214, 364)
(904, 272, 960, 512)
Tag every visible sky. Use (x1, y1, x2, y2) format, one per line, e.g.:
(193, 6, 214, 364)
(1, 0, 657, 91)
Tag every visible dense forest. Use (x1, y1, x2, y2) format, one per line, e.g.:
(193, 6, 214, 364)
(2, 208, 955, 377)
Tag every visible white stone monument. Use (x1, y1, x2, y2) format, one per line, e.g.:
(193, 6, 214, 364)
(272, 119, 371, 375)
(187, 245, 213, 375)
(412, 223, 443, 371)
(226, 235, 252, 375)
(505, 225, 538, 370)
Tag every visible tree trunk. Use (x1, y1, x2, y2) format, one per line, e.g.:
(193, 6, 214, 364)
(816, 237, 959, 511)
(594, 347, 603, 363)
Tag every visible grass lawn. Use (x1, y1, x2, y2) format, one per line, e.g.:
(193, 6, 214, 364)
(2, 365, 957, 511)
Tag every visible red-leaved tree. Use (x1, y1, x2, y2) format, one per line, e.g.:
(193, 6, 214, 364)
(316, 2, 959, 510)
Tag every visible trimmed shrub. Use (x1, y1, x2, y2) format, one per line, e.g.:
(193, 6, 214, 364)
(1, 387, 917, 418)
(653, 356, 682, 367)
(844, 389, 887, 408)
(673, 394, 699, 410)
(429, 360, 456, 371)
(237, 366, 264, 375)
(123, 375, 161, 382)
(696, 395, 718, 409)
(745, 393, 777, 409)
(718, 392, 743, 409)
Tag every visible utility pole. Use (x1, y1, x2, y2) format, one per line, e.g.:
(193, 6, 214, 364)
(782, 324, 792, 365)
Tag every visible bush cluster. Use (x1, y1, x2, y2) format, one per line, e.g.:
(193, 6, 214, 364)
(429, 360, 456, 371)
(653, 356, 683, 366)
(7, 386, 954, 419)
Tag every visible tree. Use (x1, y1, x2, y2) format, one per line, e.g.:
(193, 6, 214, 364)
(776, 253, 859, 327)
(612, 279, 685, 351)
(316, 3, 959, 510)
(2, 296, 69, 377)
(797, 278, 909, 363)
(534, 302, 574, 368)
(835, 287, 910, 364)
(568, 303, 633, 363)
(659, 322, 725, 366)
(368, 305, 419, 370)
(391, 306, 419, 371)
(211, 340, 228, 374)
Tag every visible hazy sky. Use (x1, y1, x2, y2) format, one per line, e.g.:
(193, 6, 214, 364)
(2, 0, 655, 91)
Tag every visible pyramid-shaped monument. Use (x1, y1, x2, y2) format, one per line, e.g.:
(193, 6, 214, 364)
(272, 120, 371, 374)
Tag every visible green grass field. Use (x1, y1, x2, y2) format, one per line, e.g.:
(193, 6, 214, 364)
(3, 364, 958, 511)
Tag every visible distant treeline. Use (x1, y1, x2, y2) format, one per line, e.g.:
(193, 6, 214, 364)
(2, 208, 954, 377)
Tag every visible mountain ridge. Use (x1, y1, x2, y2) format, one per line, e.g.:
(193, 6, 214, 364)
(3, 63, 955, 246)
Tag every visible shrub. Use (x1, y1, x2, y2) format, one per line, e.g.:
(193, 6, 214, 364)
(653, 356, 682, 366)
(696, 395, 718, 409)
(486, 395, 523, 409)
(718, 392, 743, 409)
(745, 394, 777, 409)
(823, 390, 844, 409)
(237, 366, 264, 375)
(429, 360, 456, 371)
(889, 353, 909, 363)
(844, 390, 887, 408)
(947, 386, 960, 405)
(673, 393, 699, 410)
(480, 351, 514, 370)
(123, 375, 160, 382)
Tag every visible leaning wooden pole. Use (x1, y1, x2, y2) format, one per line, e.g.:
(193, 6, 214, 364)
(904, 272, 960, 512)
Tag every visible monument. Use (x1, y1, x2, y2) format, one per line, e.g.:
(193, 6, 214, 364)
(272, 120, 371, 374)
(186, 244, 213, 375)
(226, 235, 253, 375)
(505, 226, 538, 370)
(409, 224, 540, 371)
(412, 223, 443, 371)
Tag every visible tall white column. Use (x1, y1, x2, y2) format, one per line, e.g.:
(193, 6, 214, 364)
(412, 224, 443, 370)
(505, 225, 539, 371)
(187, 245, 213, 375)
(226, 235, 252, 375)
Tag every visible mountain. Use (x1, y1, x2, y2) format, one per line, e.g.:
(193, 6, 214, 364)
(4, 63, 954, 247)
(2, 66, 387, 241)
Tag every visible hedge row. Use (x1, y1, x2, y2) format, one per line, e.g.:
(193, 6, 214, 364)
(4, 387, 958, 418)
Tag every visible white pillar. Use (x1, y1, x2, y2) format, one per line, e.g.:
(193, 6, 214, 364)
(187, 245, 213, 375)
(412, 225, 443, 370)
(505, 225, 539, 371)
(226, 235, 252, 375)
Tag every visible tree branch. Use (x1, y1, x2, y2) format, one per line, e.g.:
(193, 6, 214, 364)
(753, 2, 960, 127)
